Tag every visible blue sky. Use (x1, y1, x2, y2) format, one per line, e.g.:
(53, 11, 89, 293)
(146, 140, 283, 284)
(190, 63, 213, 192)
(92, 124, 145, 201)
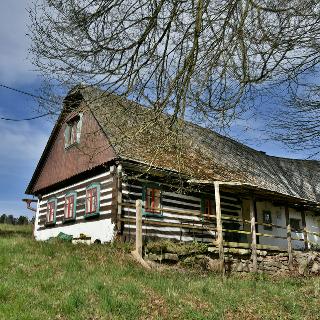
(0, 0, 309, 219)
(0, 0, 52, 218)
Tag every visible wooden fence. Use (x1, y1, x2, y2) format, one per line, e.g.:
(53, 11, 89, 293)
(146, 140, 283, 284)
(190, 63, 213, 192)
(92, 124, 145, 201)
(120, 200, 320, 272)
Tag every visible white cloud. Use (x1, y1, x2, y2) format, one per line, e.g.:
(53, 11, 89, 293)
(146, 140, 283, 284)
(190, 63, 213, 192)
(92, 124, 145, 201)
(0, 117, 50, 218)
(0, 0, 36, 84)
(0, 119, 49, 168)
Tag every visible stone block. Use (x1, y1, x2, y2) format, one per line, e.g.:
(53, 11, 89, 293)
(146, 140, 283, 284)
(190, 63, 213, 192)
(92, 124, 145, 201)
(311, 262, 320, 274)
(164, 253, 179, 261)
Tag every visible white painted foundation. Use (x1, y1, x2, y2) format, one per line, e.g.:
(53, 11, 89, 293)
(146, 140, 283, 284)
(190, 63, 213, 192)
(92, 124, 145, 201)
(34, 218, 115, 243)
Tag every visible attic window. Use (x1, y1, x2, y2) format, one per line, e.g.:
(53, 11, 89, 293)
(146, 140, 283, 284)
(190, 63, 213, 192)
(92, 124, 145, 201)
(64, 113, 83, 148)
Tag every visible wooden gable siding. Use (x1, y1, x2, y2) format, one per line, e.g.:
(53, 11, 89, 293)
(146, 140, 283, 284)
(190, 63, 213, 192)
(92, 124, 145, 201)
(37, 169, 114, 230)
(120, 179, 242, 243)
(32, 109, 116, 193)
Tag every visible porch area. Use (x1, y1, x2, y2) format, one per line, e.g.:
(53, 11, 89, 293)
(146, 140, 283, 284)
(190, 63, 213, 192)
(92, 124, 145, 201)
(119, 180, 320, 273)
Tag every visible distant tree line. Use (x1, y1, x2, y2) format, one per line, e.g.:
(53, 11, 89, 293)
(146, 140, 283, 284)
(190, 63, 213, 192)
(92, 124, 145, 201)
(0, 214, 34, 225)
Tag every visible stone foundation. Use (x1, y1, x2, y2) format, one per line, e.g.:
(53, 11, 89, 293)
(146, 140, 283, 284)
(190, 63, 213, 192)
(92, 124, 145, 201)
(144, 241, 320, 275)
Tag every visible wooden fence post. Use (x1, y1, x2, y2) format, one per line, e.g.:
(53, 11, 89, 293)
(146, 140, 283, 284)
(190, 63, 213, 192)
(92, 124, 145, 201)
(136, 199, 143, 257)
(214, 182, 225, 274)
(301, 208, 308, 251)
(250, 197, 258, 272)
(285, 205, 293, 270)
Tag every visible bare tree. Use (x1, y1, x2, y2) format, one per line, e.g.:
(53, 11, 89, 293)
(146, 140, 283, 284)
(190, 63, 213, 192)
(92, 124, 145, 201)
(268, 76, 320, 157)
(27, 0, 320, 165)
(29, 1, 320, 129)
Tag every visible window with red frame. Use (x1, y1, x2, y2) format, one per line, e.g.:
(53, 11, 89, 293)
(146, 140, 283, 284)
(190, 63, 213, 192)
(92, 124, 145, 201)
(145, 188, 161, 213)
(86, 187, 98, 214)
(204, 198, 214, 216)
(47, 200, 56, 223)
(64, 193, 76, 219)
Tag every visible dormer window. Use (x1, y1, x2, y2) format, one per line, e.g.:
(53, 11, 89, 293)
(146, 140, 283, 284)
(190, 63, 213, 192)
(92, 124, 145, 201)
(64, 113, 83, 148)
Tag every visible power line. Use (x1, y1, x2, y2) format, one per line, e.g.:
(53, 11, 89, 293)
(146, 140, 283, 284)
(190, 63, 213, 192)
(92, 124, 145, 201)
(0, 83, 58, 121)
(0, 113, 52, 122)
(0, 83, 51, 102)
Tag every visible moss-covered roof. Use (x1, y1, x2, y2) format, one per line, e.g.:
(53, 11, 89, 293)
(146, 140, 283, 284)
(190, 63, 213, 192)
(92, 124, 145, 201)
(75, 86, 320, 204)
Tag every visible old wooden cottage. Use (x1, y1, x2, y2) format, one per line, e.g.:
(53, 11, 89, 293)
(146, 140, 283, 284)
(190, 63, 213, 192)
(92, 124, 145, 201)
(26, 86, 320, 253)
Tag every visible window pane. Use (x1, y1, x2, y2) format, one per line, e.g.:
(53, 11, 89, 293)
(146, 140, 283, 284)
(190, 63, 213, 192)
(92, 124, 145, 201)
(145, 188, 160, 213)
(48, 201, 55, 222)
(86, 187, 98, 213)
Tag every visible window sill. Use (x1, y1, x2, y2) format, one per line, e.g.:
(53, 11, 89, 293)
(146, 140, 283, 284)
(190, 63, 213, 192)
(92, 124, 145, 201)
(45, 221, 56, 227)
(63, 217, 76, 224)
(143, 211, 163, 218)
(65, 142, 79, 150)
(84, 212, 100, 219)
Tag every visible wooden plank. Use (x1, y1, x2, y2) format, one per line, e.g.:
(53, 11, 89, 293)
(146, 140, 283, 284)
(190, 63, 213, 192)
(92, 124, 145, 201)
(222, 228, 251, 235)
(214, 182, 225, 275)
(253, 221, 287, 230)
(300, 208, 308, 251)
(212, 241, 285, 252)
(305, 230, 320, 237)
(285, 205, 293, 270)
(250, 197, 257, 272)
(121, 203, 204, 217)
(120, 217, 216, 231)
(136, 200, 143, 257)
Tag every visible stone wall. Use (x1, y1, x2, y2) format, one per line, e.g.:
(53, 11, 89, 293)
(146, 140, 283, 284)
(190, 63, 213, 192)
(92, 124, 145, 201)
(144, 240, 320, 275)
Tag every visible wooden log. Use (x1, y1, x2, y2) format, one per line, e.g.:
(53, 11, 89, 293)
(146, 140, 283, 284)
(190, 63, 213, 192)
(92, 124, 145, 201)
(300, 208, 308, 251)
(136, 200, 143, 257)
(285, 205, 293, 270)
(250, 197, 257, 272)
(214, 182, 225, 274)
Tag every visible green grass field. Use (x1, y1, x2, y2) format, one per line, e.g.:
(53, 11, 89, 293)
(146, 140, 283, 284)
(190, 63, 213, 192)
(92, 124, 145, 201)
(0, 225, 319, 320)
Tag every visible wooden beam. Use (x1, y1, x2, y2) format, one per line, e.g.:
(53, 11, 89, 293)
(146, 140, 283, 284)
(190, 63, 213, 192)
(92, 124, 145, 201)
(250, 197, 258, 272)
(300, 207, 308, 251)
(135, 199, 143, 257)
(214, 182, 225, 275)
(285, 205, 293, 270)
(116, 164, 123, 232)
(111, 165, 118, 224)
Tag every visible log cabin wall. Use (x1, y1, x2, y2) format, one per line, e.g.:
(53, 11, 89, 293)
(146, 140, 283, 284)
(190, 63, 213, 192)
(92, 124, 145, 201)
(34, 168, 115, 242)
(255, 200, 320, 250)
(120, 174, 242, 243)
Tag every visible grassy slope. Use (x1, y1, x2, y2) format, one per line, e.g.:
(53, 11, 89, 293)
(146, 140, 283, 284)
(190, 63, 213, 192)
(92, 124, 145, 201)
(0, 225, 319, 320)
